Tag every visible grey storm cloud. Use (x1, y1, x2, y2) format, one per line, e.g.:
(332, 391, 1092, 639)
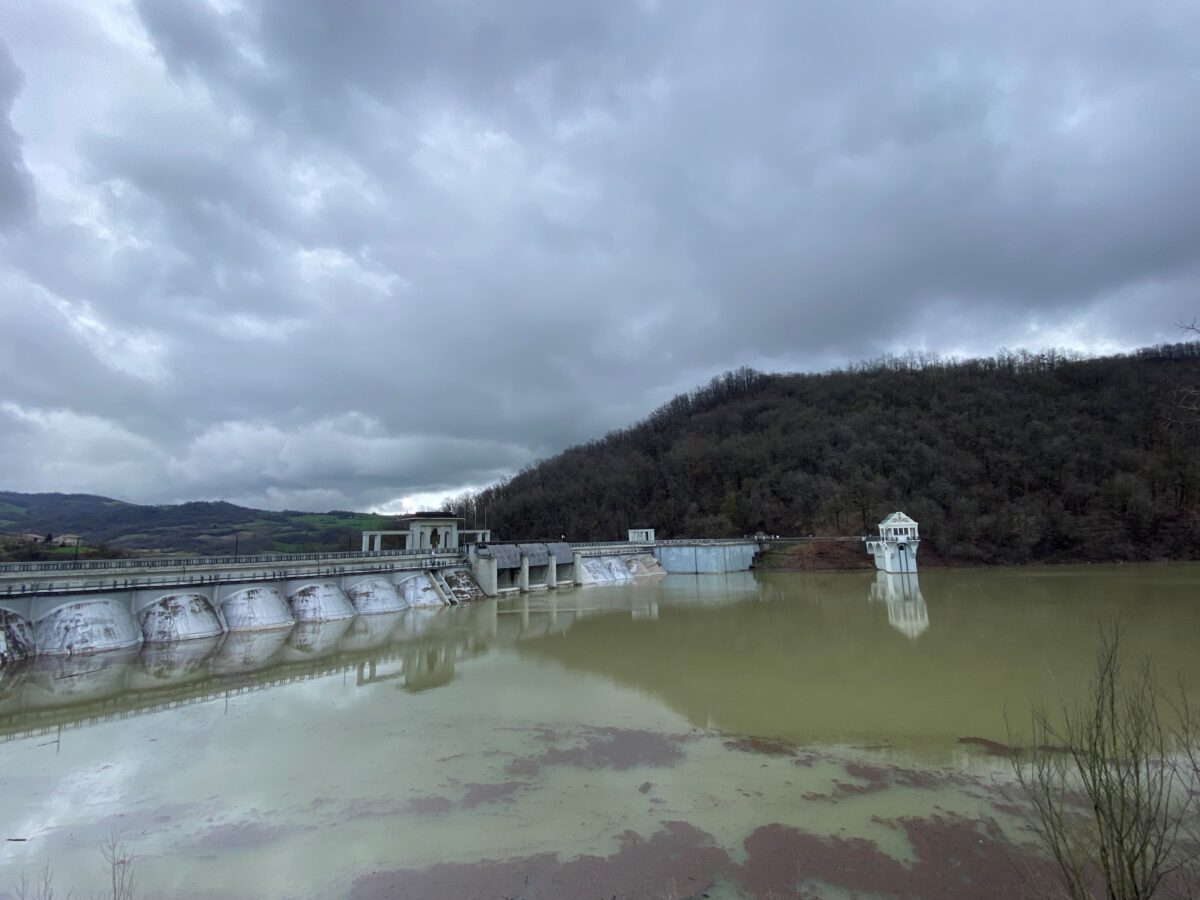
(0, 0, 1198, 512)
(0, 41, 34, 227)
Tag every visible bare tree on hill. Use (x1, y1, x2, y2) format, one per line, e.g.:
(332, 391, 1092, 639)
(1178, 387, 1200, 427)
(1166, 318, 1200, 431)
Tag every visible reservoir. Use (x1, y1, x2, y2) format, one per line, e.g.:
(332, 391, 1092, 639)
(1, 564, 1198, 898)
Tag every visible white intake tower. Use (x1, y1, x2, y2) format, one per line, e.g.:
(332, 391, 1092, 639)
(865, 511, 920, 573)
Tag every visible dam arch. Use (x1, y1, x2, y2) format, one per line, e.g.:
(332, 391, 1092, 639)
(33, 596, 143, 656)
(343, 576, 406, 615)
(133, 589, 225, 643)
(285, 581, 356, 622)
(213, 584, 295, 632)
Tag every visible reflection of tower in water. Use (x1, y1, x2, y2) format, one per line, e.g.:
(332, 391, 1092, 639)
(869, 571, 929, 638)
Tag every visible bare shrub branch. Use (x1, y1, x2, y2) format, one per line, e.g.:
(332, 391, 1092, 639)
(12, 862, 71, 900)
(98, 833, 135, 900)
(10, 835, 136, 900)
(1012, 624, 1200, 899)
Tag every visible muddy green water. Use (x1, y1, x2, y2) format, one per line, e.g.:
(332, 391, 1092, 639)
(0, 566, 1197, 899)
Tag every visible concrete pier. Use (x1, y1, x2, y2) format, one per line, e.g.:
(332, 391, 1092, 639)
(0, 610, 35, 664)
(472, 539, 757, 591)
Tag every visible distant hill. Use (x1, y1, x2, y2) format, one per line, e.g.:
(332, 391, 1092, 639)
(0, 491, 389, 559)
(451, 343, 1200, 565)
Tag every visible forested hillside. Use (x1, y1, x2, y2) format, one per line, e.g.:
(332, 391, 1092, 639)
(449, 344, 1200, 565)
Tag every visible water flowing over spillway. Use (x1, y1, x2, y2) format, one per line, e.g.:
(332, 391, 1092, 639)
(578, 554, 666, 585)
(438, 567, 488, 603)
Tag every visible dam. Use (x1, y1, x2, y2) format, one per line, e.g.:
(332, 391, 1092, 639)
(0, 533, 759, 661)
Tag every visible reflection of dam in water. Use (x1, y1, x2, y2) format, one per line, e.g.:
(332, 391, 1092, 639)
(0, 591, 672, 743)
(5, 567, 1197, 772)
(0, 605, 492, 742)
(868, 571, 929, 638)
(0, 571, 931, 745)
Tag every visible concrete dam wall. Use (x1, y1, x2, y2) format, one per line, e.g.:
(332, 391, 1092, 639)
(1, 540, 758, 664)
(472, 543, 671, 592)
(652, 543, 758, 574)
(472, 541, 758, 591)
(0, 565, 487, 661)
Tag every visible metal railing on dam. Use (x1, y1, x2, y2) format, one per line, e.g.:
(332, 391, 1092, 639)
(0, 546, 455, 575)
(0, 538, 764, 601)
(1, 539, 756, 574)
(570, 538, 758, 548)
(0, 548, 462, 598)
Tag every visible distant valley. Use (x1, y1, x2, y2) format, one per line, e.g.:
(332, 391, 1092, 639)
(0, 491, 389, 560)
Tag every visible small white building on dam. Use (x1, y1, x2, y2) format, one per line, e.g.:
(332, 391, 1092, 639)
(865, 511, 920, 573)
(360, 512, 492, 552)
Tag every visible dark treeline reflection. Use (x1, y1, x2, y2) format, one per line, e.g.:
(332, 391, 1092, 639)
(514, 567, 1200, 745)
(448, 345, 1200, 564)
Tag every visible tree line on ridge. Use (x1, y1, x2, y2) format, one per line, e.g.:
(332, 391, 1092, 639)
(443, 343, 1200, 565)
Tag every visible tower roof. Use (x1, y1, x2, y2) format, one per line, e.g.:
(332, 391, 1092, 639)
(880, 511, 917, 526)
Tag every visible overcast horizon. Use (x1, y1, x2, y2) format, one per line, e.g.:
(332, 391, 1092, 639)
(1, 1, 1198, 513)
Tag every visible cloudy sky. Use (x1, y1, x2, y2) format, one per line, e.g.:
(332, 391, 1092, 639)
(1, 0, 1198, 513)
